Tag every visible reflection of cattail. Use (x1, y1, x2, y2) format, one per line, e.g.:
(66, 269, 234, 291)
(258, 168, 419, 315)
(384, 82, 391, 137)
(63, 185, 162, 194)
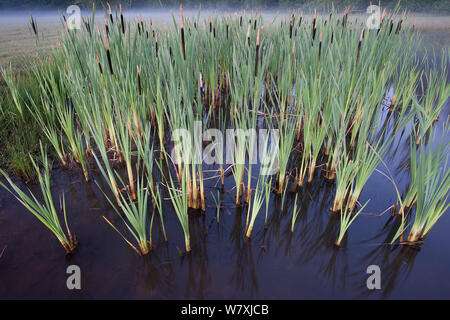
(120, 4, 125, 34)
(180, 4, 186, 60)
(107, 2, 114, 23)
(137, 66, 142, 95)
(355, 28, 364, 67)
(255, 29, 260, 77)
(30, 15, 38, 35)
(105, 36, 113, 75)
(96, 54, 103, 74)
(318, 32, 322, 61)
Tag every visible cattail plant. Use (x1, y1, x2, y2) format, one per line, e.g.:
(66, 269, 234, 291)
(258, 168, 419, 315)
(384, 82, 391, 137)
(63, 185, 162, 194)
(0, 145, 76, 254)
(335, 201, 369, 246)
(29, 14, 38, 36)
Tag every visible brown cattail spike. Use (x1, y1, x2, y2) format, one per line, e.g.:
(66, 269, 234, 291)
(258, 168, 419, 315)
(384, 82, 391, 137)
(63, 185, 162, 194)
(180, 4, 186, 60)
(318, 32, 322, 61)
(155, 31, 158, 57)
(289, 12, 294, 39)
(120, 4, 125, 34)
(30, 15, 38, 35)
(312, 9, 317, 41)
(355, 28, 364, 67)
(107, 2, 114, 23)
(104, 16, 109, 36)
(96, 54, 103, 74)
(226, 20, 229, 39)
(254, 28, 260, 77)
(137, 66, 142, 95)
(105, 36, 113, 75)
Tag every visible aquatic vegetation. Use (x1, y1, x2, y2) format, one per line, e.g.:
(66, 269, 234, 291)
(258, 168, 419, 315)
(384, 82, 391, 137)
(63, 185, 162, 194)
(0, 5, 449, 257)
(0, 145, 76, 254)
(404, 126, 450, 243)
(335, 200, 369, 247)
(291, 194, 301, 233)
(102, 171, 154, 255)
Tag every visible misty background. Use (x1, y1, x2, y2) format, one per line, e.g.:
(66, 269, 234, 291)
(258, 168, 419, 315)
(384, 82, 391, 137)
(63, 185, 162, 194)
(0, 0, 449, 13)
